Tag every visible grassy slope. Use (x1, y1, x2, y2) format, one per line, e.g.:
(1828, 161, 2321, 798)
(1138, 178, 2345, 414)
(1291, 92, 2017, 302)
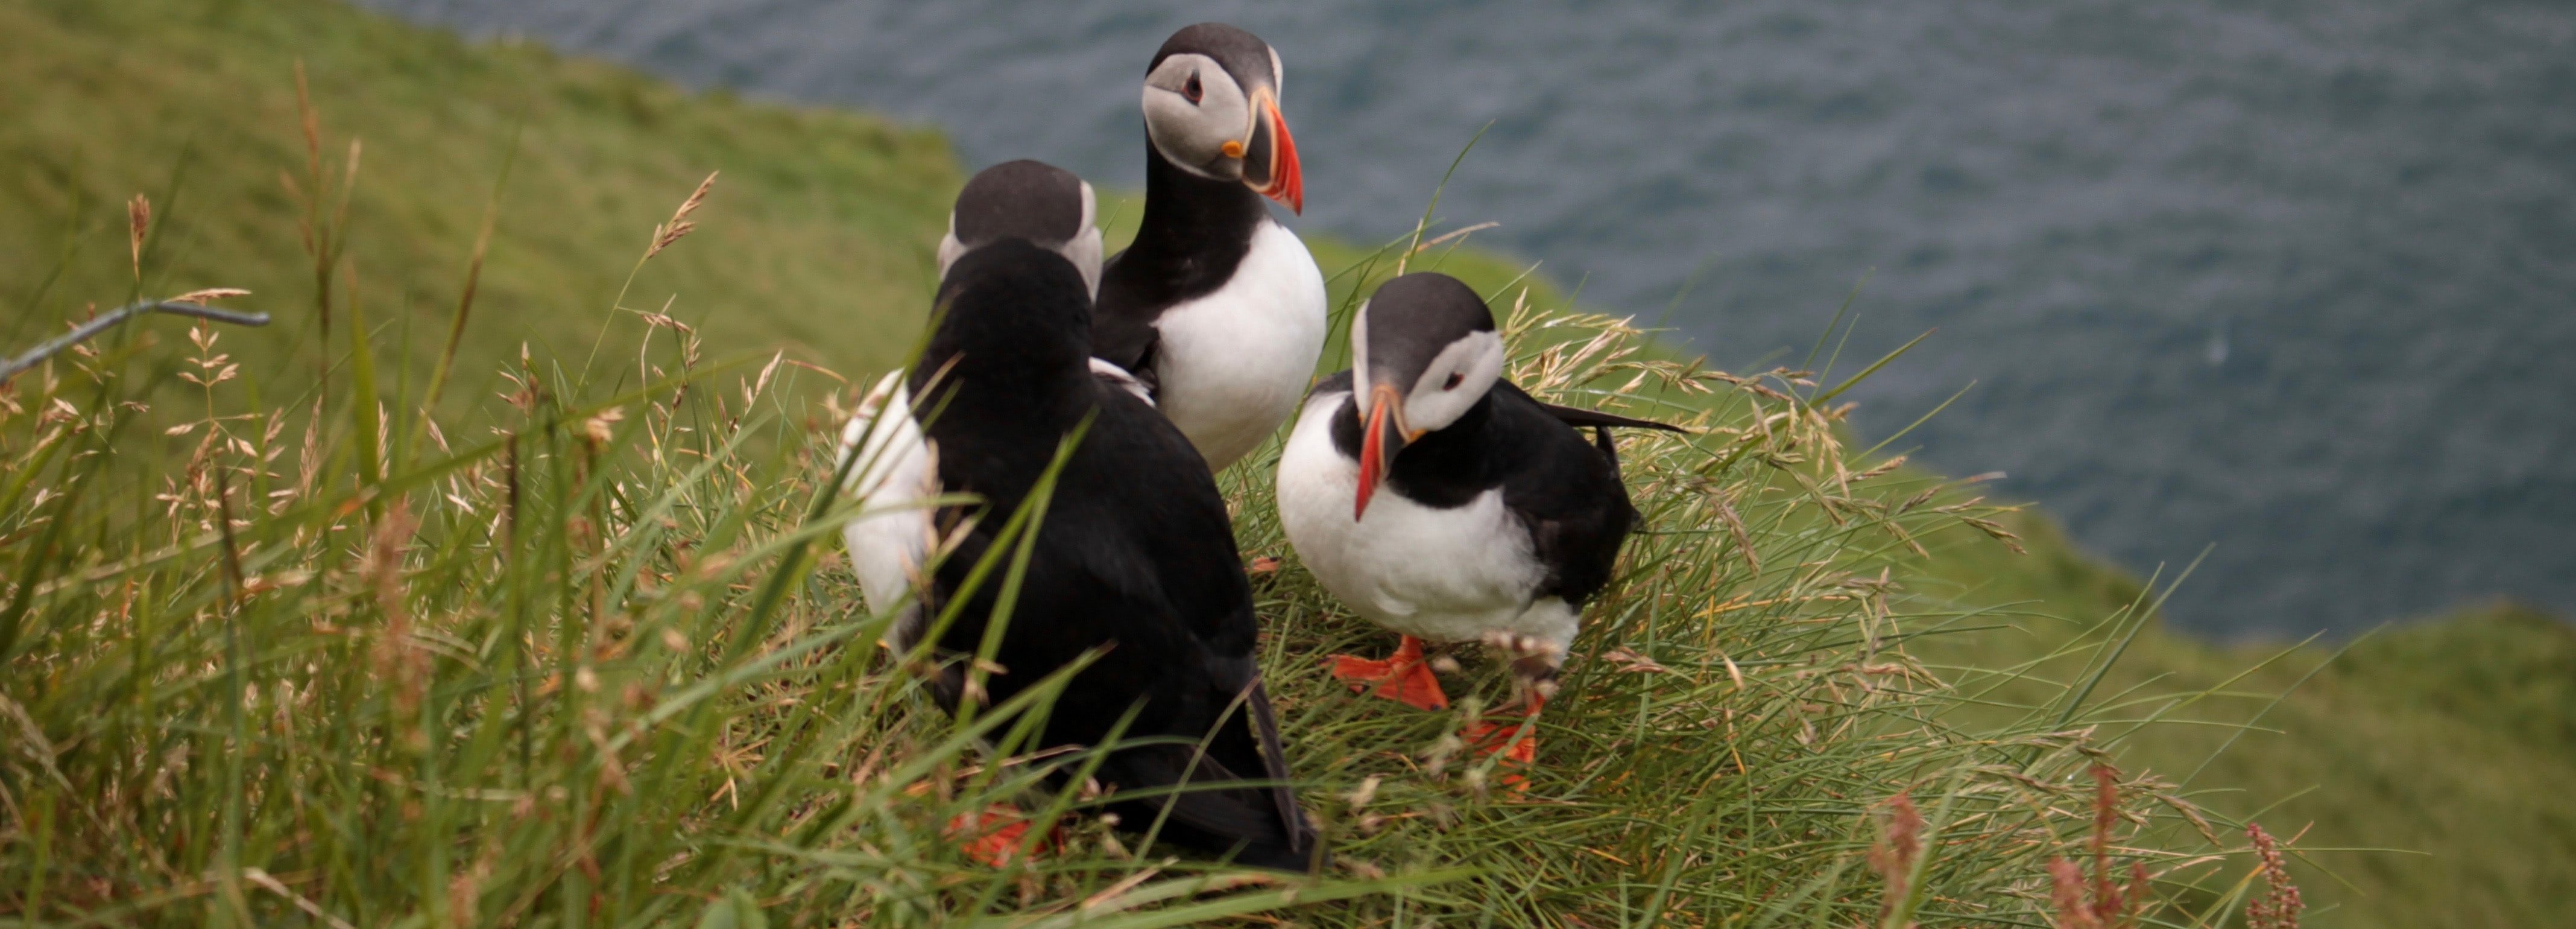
(0, 0, 1533, 416)
(1907, 513, 2576, 926)
(2, 0, 956, 416)
(4, 0, 2572, 924)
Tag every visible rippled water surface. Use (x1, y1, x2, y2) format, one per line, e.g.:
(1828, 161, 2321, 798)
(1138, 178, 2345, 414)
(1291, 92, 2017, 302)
(368, 0, 2576, 635)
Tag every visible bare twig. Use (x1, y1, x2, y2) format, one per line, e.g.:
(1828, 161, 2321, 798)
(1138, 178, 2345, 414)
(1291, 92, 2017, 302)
(1, 298, 267, 382)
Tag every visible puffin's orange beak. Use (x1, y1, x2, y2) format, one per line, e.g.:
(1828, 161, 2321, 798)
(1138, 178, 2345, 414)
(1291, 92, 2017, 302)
(1249, 95, 1302, 214)
(1354, 384, 1404, 520)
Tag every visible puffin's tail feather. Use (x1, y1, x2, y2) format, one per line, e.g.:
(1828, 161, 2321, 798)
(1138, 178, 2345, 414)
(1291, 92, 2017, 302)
(1093, 744, 1319, 873)
(1240, 679, 1321, 862)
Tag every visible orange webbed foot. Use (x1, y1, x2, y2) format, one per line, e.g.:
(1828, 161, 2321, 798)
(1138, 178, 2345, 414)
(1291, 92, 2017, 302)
(945, 804, 1047, 867)
(1463, 693, 1547, 794)
(1463, 719, 1539, 766)
(1328, 635, 1450, 711)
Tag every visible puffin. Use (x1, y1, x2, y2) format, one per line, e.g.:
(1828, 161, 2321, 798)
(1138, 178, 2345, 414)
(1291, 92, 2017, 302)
(839, 160, 1320, 871)
(1092, 22, 1327, 472)
(1274, 272, 1684, 770)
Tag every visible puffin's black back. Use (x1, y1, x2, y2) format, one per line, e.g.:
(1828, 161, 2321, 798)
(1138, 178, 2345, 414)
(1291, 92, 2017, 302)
(916, 241, 1316, 870)
(1325, 372, 1641, 607)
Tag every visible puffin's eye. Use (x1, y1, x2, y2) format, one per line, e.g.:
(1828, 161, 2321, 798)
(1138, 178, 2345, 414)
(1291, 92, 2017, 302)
(1183, 73, 1204, 104)
(1443, 372, 1465, 390)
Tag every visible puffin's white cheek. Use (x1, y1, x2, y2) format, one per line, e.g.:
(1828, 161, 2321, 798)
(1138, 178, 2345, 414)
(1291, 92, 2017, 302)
(1203, 94, 1252, 161)
(935, 232, 966, 282)
(1142, 93, 1203, 160)
(1403, 370, 1476, 433)
(1400, 332, 1506, 432)
(1058, 227, 1104, 299)
(1405, 390, 1470, 435)
(1149, 109, 1236, 176)
(1350, 303, 1374, 404)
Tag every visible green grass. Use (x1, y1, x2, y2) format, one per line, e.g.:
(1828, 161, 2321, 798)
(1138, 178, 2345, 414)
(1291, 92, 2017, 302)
(3, 0, 958, 421)
(1, 250, 2252, 926)
(1902, 517, 2576, 927)
(4, 0, 2572, 924)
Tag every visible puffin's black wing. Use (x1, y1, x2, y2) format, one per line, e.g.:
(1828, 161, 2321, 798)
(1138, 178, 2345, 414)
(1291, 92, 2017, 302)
(1486, 385, 1645, 607)
(1053, 386, 1316, 870)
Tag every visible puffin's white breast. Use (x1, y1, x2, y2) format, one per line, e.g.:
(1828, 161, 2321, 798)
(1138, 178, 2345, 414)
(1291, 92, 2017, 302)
(1151, 220, 1327, 471)
(838, 371, 935, 645)
(1277, 389, 1577, 650)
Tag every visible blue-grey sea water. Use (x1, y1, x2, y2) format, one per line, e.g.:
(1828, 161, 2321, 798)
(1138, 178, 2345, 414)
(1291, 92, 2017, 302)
(366, 0, 2576, 636)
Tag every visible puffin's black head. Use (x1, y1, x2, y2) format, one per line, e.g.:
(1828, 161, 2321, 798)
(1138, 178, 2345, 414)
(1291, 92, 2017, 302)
(1350, 273, 1507, 519)
(1141, 22, 1303, 214)
(939, 159, 1105, 297)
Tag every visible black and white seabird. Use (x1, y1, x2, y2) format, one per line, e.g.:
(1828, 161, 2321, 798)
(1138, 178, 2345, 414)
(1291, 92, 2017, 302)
(841, 160, 1319, 871)
(1091, 22, 1327, 472)
(1275, 273, 1683, 770)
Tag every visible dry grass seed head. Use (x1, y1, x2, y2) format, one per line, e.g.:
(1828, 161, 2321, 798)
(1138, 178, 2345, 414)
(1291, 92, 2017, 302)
(648, 171, 719, 259)
(171, 287, 253, 305)
(127, 194, 150, 281)
(365, 503, 428, 720)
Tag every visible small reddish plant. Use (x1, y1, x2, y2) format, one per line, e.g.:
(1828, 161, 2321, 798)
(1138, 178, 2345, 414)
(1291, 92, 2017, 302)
(2047, 763, 2150, 929)
(1868, 793, 1927, 928)
(2244, 823, 2305, 929)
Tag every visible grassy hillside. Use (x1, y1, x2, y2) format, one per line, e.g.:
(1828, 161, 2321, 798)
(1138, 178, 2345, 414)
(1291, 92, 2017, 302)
(2, 0, 958, 417)
(1904, 513, 2576, 926)
(2, 0, 2571, 925)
